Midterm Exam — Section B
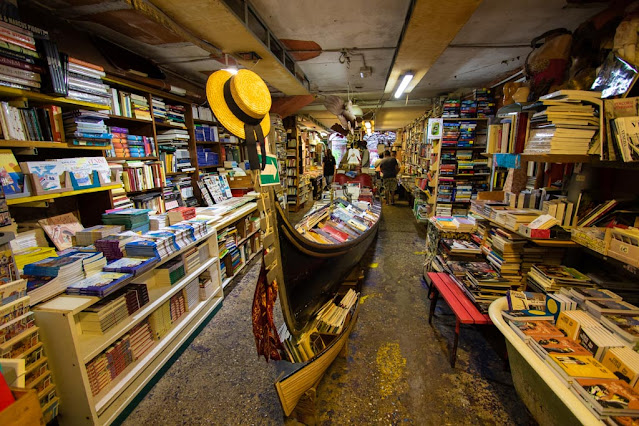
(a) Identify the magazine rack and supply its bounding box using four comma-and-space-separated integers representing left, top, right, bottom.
24, 170, 122, 196
69, 169, 122, 190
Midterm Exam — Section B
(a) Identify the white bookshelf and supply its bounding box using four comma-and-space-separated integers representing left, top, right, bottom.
34, 201, 264, 425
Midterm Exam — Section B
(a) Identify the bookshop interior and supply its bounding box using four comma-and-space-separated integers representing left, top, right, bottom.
6, 0, 639, 425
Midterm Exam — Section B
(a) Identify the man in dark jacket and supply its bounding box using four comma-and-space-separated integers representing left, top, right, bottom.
379, 150, 399, 205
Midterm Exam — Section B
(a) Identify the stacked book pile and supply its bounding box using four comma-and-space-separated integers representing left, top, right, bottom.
66, 58, 110, 106
86, 335, 135, 396
458, 122, 477, 147
126, 134, 155, 158
167, 206, 196, 224
521, 246, 564, 277
94, 233, 141, 260
148, 300, 172, 339
75, 225, 123, 246
156, 258, 186, 286
151, 97, 166, 123
194, 123, 218, 142
65, 271, 132, 297
63, 110, 112, 147
13, 247, 56, 273
454, 182, 473, 202
131, 94, 151, 121
527, 264, 593, 292
453, 263, 512, 312
70, 251, 107, 277
482, 226, 525, 286
460, 100, 477, 118
102, 208, 150, 232
108, 127, 130, 158
474, 88, 495, 117
440, 238, 482, 256
525, 95, 599, 155
503, 289, 639, 422
78, 296, 128, 335
103, 257, 157, 276
149, 213, 169, 230
442, 122, 460, 147
157, 129, 189, 145
169, 291, 187, 322
138, 230, 180, 257
0, 19, 43, 91
165, 104, 186, 127
22, 256, 85, 304
442, 99, 460, 118
315, 289, 359, 334
124, 283, 150, 314
121, 160, 166, 193
129, 320, 154, 360
130, 191, 163, 214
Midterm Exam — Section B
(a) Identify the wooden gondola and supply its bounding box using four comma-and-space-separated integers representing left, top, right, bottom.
268, 193, 381, 416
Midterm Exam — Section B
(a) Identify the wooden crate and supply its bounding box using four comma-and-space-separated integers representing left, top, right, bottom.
0, 388, 44, 426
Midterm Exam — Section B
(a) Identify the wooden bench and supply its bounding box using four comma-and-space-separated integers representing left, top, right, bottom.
426, 272, 492, 367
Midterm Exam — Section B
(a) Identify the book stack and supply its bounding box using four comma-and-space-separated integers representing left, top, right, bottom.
315, 289, 358, 334
139, 231, 180, 257
65, 271, 132, 297
0, 102, 64, 142
103, 257, 158, 275
483, 226, 525, 286
86, 335, 135, 396
184, 277, 200, 309
167, 224, 196, 248
474, 88, 495, 117
75, 225, 123, 246
131, 94, 151, 121
108, 127, 130, 158
442, 99, 460, 118
148, 300, 172, 340
521, 246, 563, 278
126, 134, 155, 158
63, 110, 112, 147
124, 283, 150, 315
13, 247, 56, 274
166, 104, 186, 127
121, 160, 166, 193
66, 58, 110, 106
151, 97, 166, 123
169, 291, 186, 322
0, 18, 48, 93
102, 208, 150, 232
78, 296, 128, 335
183, 247, 201, 273
130, 191, 164, 214
94, 233, 141, 260
192, 104, 215, 122
457, 122, 477, 147
156, 258, 185, 286
65, 251, 107, 277
167, 206, 196, 224
460, 100, 477, 118
442, 122, 460, 147
22, 256, 85, 304
527, 264, 593, 292
194, 123, 218, 142
172, 176, 198, 207
526, 97, 599, 155
129, 320, 154, 359
464, 268, 514, 308
157, 129, 189, 145
149, 214, 168, 230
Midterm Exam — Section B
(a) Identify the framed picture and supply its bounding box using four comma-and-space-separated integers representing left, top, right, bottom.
427, 118, 443, 139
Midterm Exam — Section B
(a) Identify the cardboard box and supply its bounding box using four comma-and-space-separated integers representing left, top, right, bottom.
226, 175, 253, 189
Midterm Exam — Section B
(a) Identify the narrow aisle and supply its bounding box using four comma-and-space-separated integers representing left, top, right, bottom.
122, 201, 535, 425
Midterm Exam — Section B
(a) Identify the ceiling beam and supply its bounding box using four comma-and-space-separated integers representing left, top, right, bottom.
149, 0, 310, 96
384, 0, 482, 95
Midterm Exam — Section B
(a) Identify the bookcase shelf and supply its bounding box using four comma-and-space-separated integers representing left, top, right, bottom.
79, 256, 220, 363
195, 141, 218, 145
106, 156, 159, 161
576, 242, 639, 279
193, 119, 217, 125
198, 164, 220, 170
0, 86, 110, 111
0, 140, 110, 150
154, 122, 187, 130
106, 115, 155, 125
221, 249, 262, 289
6, 184, 122, 205
481, 152, 594, 164
124, 186, 165, 195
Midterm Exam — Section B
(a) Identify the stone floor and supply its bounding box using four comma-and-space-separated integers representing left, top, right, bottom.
121, 199, 536, 425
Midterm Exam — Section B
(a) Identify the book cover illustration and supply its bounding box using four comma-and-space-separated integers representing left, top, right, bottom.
534, 265, 590, 282
24, 161, 63, 191
0, 149, 22, 195
550, 355, 617, 379
38, 213, 84, 251
533, 336, 592, 356
576, 378, 639, 413
602, 314, 639, 342
511, 320, 565, 338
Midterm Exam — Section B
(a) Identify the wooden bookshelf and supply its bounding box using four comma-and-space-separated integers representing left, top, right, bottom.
6, 184, 122, 205
198, 164, 220, 170
154, 122, 188, 130
124, 186, 165, 195
0, 86, 110, 111
0, 140, 110, 150
193, 118, 217, 125
106, 157, 159, 161
481, 152, 594, 163
106, 115, 155, 125
195, 141, 217, 145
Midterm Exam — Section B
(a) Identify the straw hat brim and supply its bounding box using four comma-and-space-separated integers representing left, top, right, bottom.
206, 71, 270, 140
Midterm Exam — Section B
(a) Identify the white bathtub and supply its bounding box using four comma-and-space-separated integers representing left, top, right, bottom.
489, 297, 602, 426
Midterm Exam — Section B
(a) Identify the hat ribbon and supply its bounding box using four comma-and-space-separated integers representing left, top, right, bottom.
224, 79, 267, 171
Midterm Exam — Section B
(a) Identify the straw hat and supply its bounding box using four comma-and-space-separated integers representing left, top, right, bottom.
206, 69, 271, 140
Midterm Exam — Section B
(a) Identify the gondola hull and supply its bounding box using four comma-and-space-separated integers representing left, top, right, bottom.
274, 200, 380, 335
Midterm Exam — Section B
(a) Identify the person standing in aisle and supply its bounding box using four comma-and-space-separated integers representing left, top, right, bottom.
360, 141, 371, 174
347, 143, 361, 172
380, 149, 400, 205
374, 151, 384, 198
323, 148, 336, 189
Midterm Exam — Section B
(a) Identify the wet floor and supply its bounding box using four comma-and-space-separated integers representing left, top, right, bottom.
121, 200, 536, 425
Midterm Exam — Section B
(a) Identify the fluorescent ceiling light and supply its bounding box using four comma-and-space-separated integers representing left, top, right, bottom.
394, 73, 414, 99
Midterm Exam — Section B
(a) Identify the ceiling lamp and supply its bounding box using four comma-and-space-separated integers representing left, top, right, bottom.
364, 121, 372, 129
394, 72, 414, 99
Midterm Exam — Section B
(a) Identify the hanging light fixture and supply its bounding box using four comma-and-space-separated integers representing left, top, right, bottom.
223, 53, 238, 74
394, 72, 414, 99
